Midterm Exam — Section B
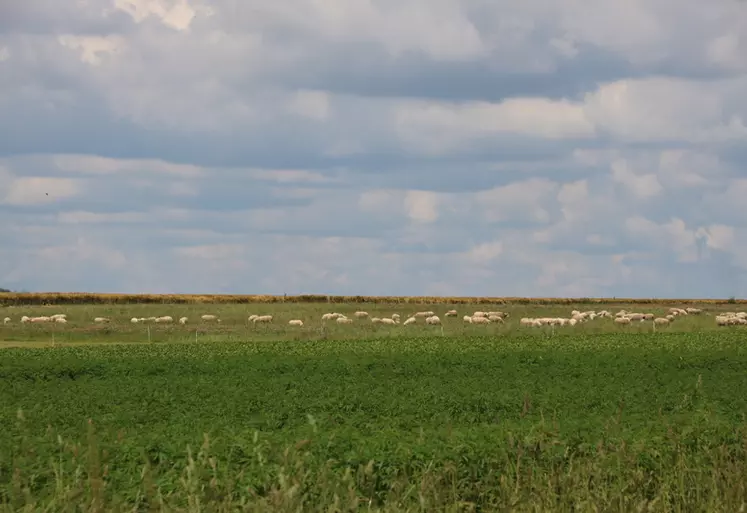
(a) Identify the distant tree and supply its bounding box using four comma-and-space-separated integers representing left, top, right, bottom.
0, 287, 10, 293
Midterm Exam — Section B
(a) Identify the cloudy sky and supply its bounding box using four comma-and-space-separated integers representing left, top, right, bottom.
1, 0, 746, 297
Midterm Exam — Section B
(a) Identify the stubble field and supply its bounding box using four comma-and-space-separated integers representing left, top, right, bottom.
1, 298, 746, 511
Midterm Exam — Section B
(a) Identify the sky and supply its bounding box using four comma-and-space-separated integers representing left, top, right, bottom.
1, 0, 746, 297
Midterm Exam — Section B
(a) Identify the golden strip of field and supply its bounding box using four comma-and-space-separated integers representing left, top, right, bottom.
0, 292, 744, 306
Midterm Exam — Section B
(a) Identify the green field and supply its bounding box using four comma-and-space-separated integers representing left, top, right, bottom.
1, 303, 747, 511
0, 302, 739, 347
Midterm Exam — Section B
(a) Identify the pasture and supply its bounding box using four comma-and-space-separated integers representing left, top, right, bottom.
0, 300, 741, 347
1, 298, 747, 511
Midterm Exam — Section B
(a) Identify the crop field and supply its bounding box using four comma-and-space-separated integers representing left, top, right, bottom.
1, 298, 747, 511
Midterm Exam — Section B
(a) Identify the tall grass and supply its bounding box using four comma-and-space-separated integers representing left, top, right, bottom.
3, 409, 746, 512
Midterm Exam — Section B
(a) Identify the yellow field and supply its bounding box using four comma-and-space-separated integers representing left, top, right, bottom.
0, 291, 745, 306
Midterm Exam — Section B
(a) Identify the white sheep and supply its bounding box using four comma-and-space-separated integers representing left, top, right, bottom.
336, 317, 353, 324
31, 316, 52, 323
472, 311, 487, 318
21, 316, 30, 323
391, 313, 401, 322
380, 318, 397, 325
155, 316, 173, 324
322, 313, 344, 321
654, 317, 670, 325
425, 315, 441, 325
50, 314, 67, 321
3, 317, 10, 324
288, 319, 303, 327
93, 317, 110, 323
403, 317, 417, 326
54, 317, 67, 324
253, 315, 273, 324
248, 314, 259, 322
201, 314, 218, 322
487, 315, 504, 323
471, 316, 490, 325
178, 317, 188, 325
615, 317, 631, 325
463, 315, 473, 324
131, 317, 140, 324
444, 310, 457, 317
354, 311, 369, 319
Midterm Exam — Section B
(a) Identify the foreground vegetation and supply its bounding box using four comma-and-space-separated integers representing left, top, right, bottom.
1, 330, 746, 511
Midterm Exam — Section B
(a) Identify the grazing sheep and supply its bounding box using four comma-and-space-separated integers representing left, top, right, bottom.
380, 318, 397, 325
414, 311, 433, 318
354, 311, 369, 319
686, 307, 702, 315
472, 311, 487, 318
178, 317, 188, 325
31, 316, 52, 323
50, 314, 67, 321
322, 313, 344, 321
615, 317, 631, 325
248, 315, 259, 322
403, 317, 417, 326
54, 317, 67, 324
463, 315, 473, 323
643, 313, 654, 320
444, 310, 457, 317
93, 317, 110, 323
471, 316, 490, 325
3, 317, 10, 324
666, 314, 675, 321
487, 315, 504, 323
288, 319, 303, 327
336, 317, 353, 324
21, 316, 30, 323
425, 315, 441, 325
568, 318, 578, 326
201, 314, 218, 322
155, 316, 173, 324
253, 315, 273, 324
654, 317, 670, 325
371, 317, 382, 324
391, 313, 401, 322
131, 317, 140, 323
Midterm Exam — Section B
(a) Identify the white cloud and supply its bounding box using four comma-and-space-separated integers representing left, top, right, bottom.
2, 177, 81, 206
58, 35, 126, 66
611, 159, 663, 199
287, 90, 330, 121
404, 190, 439, 224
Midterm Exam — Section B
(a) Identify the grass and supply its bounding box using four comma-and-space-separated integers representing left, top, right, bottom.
0, 301, 741, 347
1, 302, 746, 510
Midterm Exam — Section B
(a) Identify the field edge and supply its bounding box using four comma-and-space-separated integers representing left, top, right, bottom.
1, 292, 745, 306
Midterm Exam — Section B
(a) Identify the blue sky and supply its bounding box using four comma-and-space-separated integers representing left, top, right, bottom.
1, 0, 746, 297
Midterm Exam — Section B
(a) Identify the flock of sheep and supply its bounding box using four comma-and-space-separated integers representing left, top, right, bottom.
4, 306, 747, 330
518, 307, 704, 328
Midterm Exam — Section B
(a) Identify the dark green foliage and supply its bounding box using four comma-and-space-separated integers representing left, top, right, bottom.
1, 333, 746, 510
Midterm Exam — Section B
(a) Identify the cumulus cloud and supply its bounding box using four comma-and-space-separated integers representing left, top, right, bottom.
1, 0, 747, 297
